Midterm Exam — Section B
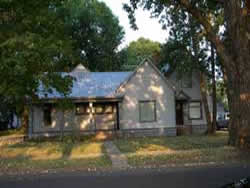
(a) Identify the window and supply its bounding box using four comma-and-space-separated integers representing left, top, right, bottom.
139, 101, 156, 122
95, 105, 104, 114
189, 101, 202, 120
44, 105, 52, 127
180, 74, 192, 88
94, 103, 113, 114
104, 105, 113, 113
75, 103, 89, 115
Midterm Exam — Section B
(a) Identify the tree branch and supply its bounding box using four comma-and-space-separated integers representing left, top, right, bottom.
178, 0, 233, 73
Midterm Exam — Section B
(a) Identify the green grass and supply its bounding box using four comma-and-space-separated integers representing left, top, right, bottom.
0, 137, 111, 173
114, 131, 250, 166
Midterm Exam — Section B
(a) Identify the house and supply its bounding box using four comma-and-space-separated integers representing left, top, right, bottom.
29, 60, 176, 138
207, 95, 227, 121
163, 67, 208, 134
28, 59, 207, 138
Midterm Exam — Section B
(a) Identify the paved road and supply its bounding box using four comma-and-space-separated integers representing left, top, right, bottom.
1, 165, 250, 188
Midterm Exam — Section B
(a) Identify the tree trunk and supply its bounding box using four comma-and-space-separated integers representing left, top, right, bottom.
60, 110, 65, 142
227, 69, 250, 148
21, 106, 29, 134
211, 44, 217, 134
199, 72, 213, 134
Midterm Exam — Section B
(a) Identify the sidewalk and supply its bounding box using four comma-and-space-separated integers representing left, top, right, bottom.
104, 141, 129, 169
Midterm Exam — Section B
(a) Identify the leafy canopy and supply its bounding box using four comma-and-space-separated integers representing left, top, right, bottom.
63, 0, 125, 71
120, 37, 162, 70
0, 0, 74, 109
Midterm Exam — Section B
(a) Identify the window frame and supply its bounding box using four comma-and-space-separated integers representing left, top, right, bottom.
188, 101, 203, 120
139, 100, 157, 123
75, 103, 90, 115
94, 103, 114, 114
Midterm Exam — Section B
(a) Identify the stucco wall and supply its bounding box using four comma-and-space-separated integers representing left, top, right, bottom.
118, 61, 176, 130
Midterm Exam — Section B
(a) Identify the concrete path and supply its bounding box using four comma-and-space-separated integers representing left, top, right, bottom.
104, 141, 129, 169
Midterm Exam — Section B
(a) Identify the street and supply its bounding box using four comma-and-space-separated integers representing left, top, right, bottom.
1, 164, 250, 188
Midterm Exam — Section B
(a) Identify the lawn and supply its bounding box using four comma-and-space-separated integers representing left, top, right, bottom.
0, 127, 26, 137
0, 137, 111, 174
114, 131, 250, 167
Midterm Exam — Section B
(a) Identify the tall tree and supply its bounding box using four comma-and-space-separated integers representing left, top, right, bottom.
62, 0, 125, 71
120, 37, 162, 70
124, 0, 250, 148
0, 0, 74, 128
211, 43, 217, 133
160, 11, 214, 134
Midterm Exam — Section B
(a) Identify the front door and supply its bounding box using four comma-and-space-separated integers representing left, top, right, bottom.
176, 101, 184, 125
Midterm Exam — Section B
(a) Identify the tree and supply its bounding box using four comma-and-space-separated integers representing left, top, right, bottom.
0, 0, 74, 129
62, 0, 125, 71
159, 10, 214, 134
120, 37, 162, 71
124, 0, 250, 148
0, 96, 15, 130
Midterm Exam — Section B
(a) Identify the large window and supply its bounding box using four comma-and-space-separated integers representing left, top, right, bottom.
189, 101, 202, 120
43, 105, 52, 127
139, 100, 156, 122
94, 103, 114, 114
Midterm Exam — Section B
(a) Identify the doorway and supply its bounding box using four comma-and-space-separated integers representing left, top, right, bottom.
176, 101, 184, 125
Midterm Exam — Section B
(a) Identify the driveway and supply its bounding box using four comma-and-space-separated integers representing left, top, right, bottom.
1, 164, 250, 188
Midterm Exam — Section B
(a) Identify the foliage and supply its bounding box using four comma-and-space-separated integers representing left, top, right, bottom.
124, 0, 250, 148
62, 0, 125, 71
0, 0, 74, 110
120, 37, 162, 71
0, 96, 15, 130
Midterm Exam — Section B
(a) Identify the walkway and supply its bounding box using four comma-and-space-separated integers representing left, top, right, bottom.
104, 141, 129, 169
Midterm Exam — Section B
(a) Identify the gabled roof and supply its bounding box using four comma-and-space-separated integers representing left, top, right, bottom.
38, 59, 175, 100
115, 59, 176, 93
39, 71, 132, 99
72, 64, 89, 72
175, 90, 191, 100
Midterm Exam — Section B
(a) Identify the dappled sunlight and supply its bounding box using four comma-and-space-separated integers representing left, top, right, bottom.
240, 93, 250, 101
27, 147, 62, 160
78, 116, 92, 130
136, 144, 175, 154
70, 143, 103, 159
51, 120, 57, 128
149, 85, 164, 95
125, 96, 136, 109
0, 143, 62, 160
137, 67, 145, 73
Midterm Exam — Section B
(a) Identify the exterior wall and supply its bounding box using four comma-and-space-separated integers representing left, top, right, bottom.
118, 61, 176, 132
168, 71, 207, 130
30, 104, 117, 137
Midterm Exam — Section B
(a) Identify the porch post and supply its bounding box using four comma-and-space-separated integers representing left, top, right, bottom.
116, 102, 120, 130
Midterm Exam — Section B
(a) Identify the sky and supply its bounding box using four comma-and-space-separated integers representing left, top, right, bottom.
100, 0, 169, 47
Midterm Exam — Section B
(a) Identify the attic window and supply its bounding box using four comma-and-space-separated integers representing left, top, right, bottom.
180, 74, 192, 88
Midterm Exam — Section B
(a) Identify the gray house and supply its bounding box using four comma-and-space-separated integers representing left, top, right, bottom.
163, 68, 208, 134
29, 60, 207, 138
